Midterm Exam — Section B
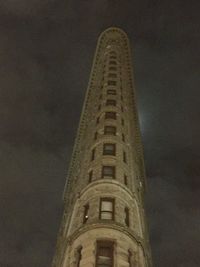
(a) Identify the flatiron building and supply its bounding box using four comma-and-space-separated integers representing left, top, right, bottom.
52, 27, 152, 267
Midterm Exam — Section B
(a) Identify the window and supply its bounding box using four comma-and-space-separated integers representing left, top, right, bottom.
94, 132, 98, 140
124, 174, 128, 185
125, 207, 130, 226
121, 105, 124, 112
91, 148, 95, 161
128, 249, 133, 267
123, 151, 127, 163
108, 80, 117, 86
109, 66, 117, 71
83, 204, 89, 224
89, 170, 93, 183
96, 116, 100, 124
121, 95, 123, 101
96, 241, 113, 267
76, 246, 82, 267
103, 143, 116, 156
98, 104, 101, 111
100, 198, 115, 220
121, 118, 124, 126
104, 126, 116, 135
106, 99, 116, 106
107, 89, 116, 95
102, 166, 115, 178
105, 112, 116, 120
110, 51, 116, 55
108, 73, 117, 78
110, 55, 116, 59
122, 133, 125, 142
99, 94, 102, 99
109, 60, 117, 65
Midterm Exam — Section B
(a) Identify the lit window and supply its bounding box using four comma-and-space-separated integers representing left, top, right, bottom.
102, 166, 115, 178
104, 126, 116, 135
125, 207, 130, 226
106, 99, 116, 106
105, 112, 116, 120
96, 241, 113, 267
103, 143, 116, 156
83, 204, 89, 224
100, 198, 114, 220
107, 89, 116, 95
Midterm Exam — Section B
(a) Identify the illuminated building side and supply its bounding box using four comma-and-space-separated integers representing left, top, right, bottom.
52, 27, 152, 267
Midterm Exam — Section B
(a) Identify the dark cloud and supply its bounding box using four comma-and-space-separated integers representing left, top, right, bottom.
0, 1, 199, 266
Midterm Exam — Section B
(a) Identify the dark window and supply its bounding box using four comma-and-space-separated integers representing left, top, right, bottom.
110, 51, 116, 55
103, 143, 116, 156
108, 80, 117, 86
109, 66, 117, 71
105, 112, 116, 120
123, 151, 127, 163
106, 99, 116, 106
121, 118, 124, 126
121, 106, 124, 112
99, 94, 102, 99
122, 133, 125, 142
83, 204, 89, 224
100, 198, 115, 220
110, 55, 116, 59
108, 73, 117, 78
125, 207, 130, 226
96, 116, 100, 124
128, 249, 133, 267
96, 241, 113, 267
94, 132, 98, 140
102, 166, 115, 178
98, 104, 101, 111
91, 148, 95, 161
109, 60, 117, 65
104, 126, 116, 135
124, 175, 128, 185
76, 246, 82, 267
121, 95, 123, 101
107, 89, 116, 95
89, 170, 93, 183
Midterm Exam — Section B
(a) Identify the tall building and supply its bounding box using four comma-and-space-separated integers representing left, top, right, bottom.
52, 27, 152, 267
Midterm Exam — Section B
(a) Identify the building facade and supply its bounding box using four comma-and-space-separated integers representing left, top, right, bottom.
52, 27, 152, 267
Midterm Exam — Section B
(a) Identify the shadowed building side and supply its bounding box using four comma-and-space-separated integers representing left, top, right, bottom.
52, 27, 152, 267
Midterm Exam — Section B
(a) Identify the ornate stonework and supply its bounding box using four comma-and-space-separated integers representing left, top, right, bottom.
52, 27, 152, 267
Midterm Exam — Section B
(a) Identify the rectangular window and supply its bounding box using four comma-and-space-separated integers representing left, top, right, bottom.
100, 198, 115, 220
122, 133, 125, 142
121, 118, 124, 126
96, 116, 100, 124
105, 112, 116, 120
96, 241, 113, 267
123, 151, 127, 163
124, 174, 128, 185
104, 126, 116, 135
121, 95, 123, 101
106, 99, 116, 106
83, 204, 89, 224
109, 66, 117, 71
109, 60, 117, 65
98, 104, 101, 111
94, 132, 98, 140
121, 105, 124, 112
125, 207, 130, 226
76, 246, 82, 267
91, 148, 95, 161
110, 55, 116, 59
108, 73, 117, 78
110, 51, 116, 55
89, 170, 93, 183
103, 143, 116, 156
108, 80, 117, 86
107, 89, 116, 95
102, 166, 115, 178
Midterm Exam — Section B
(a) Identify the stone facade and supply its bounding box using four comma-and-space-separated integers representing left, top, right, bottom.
52, 27, 152, 267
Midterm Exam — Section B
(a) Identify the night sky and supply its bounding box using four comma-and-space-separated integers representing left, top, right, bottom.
0, 1, 199, 266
